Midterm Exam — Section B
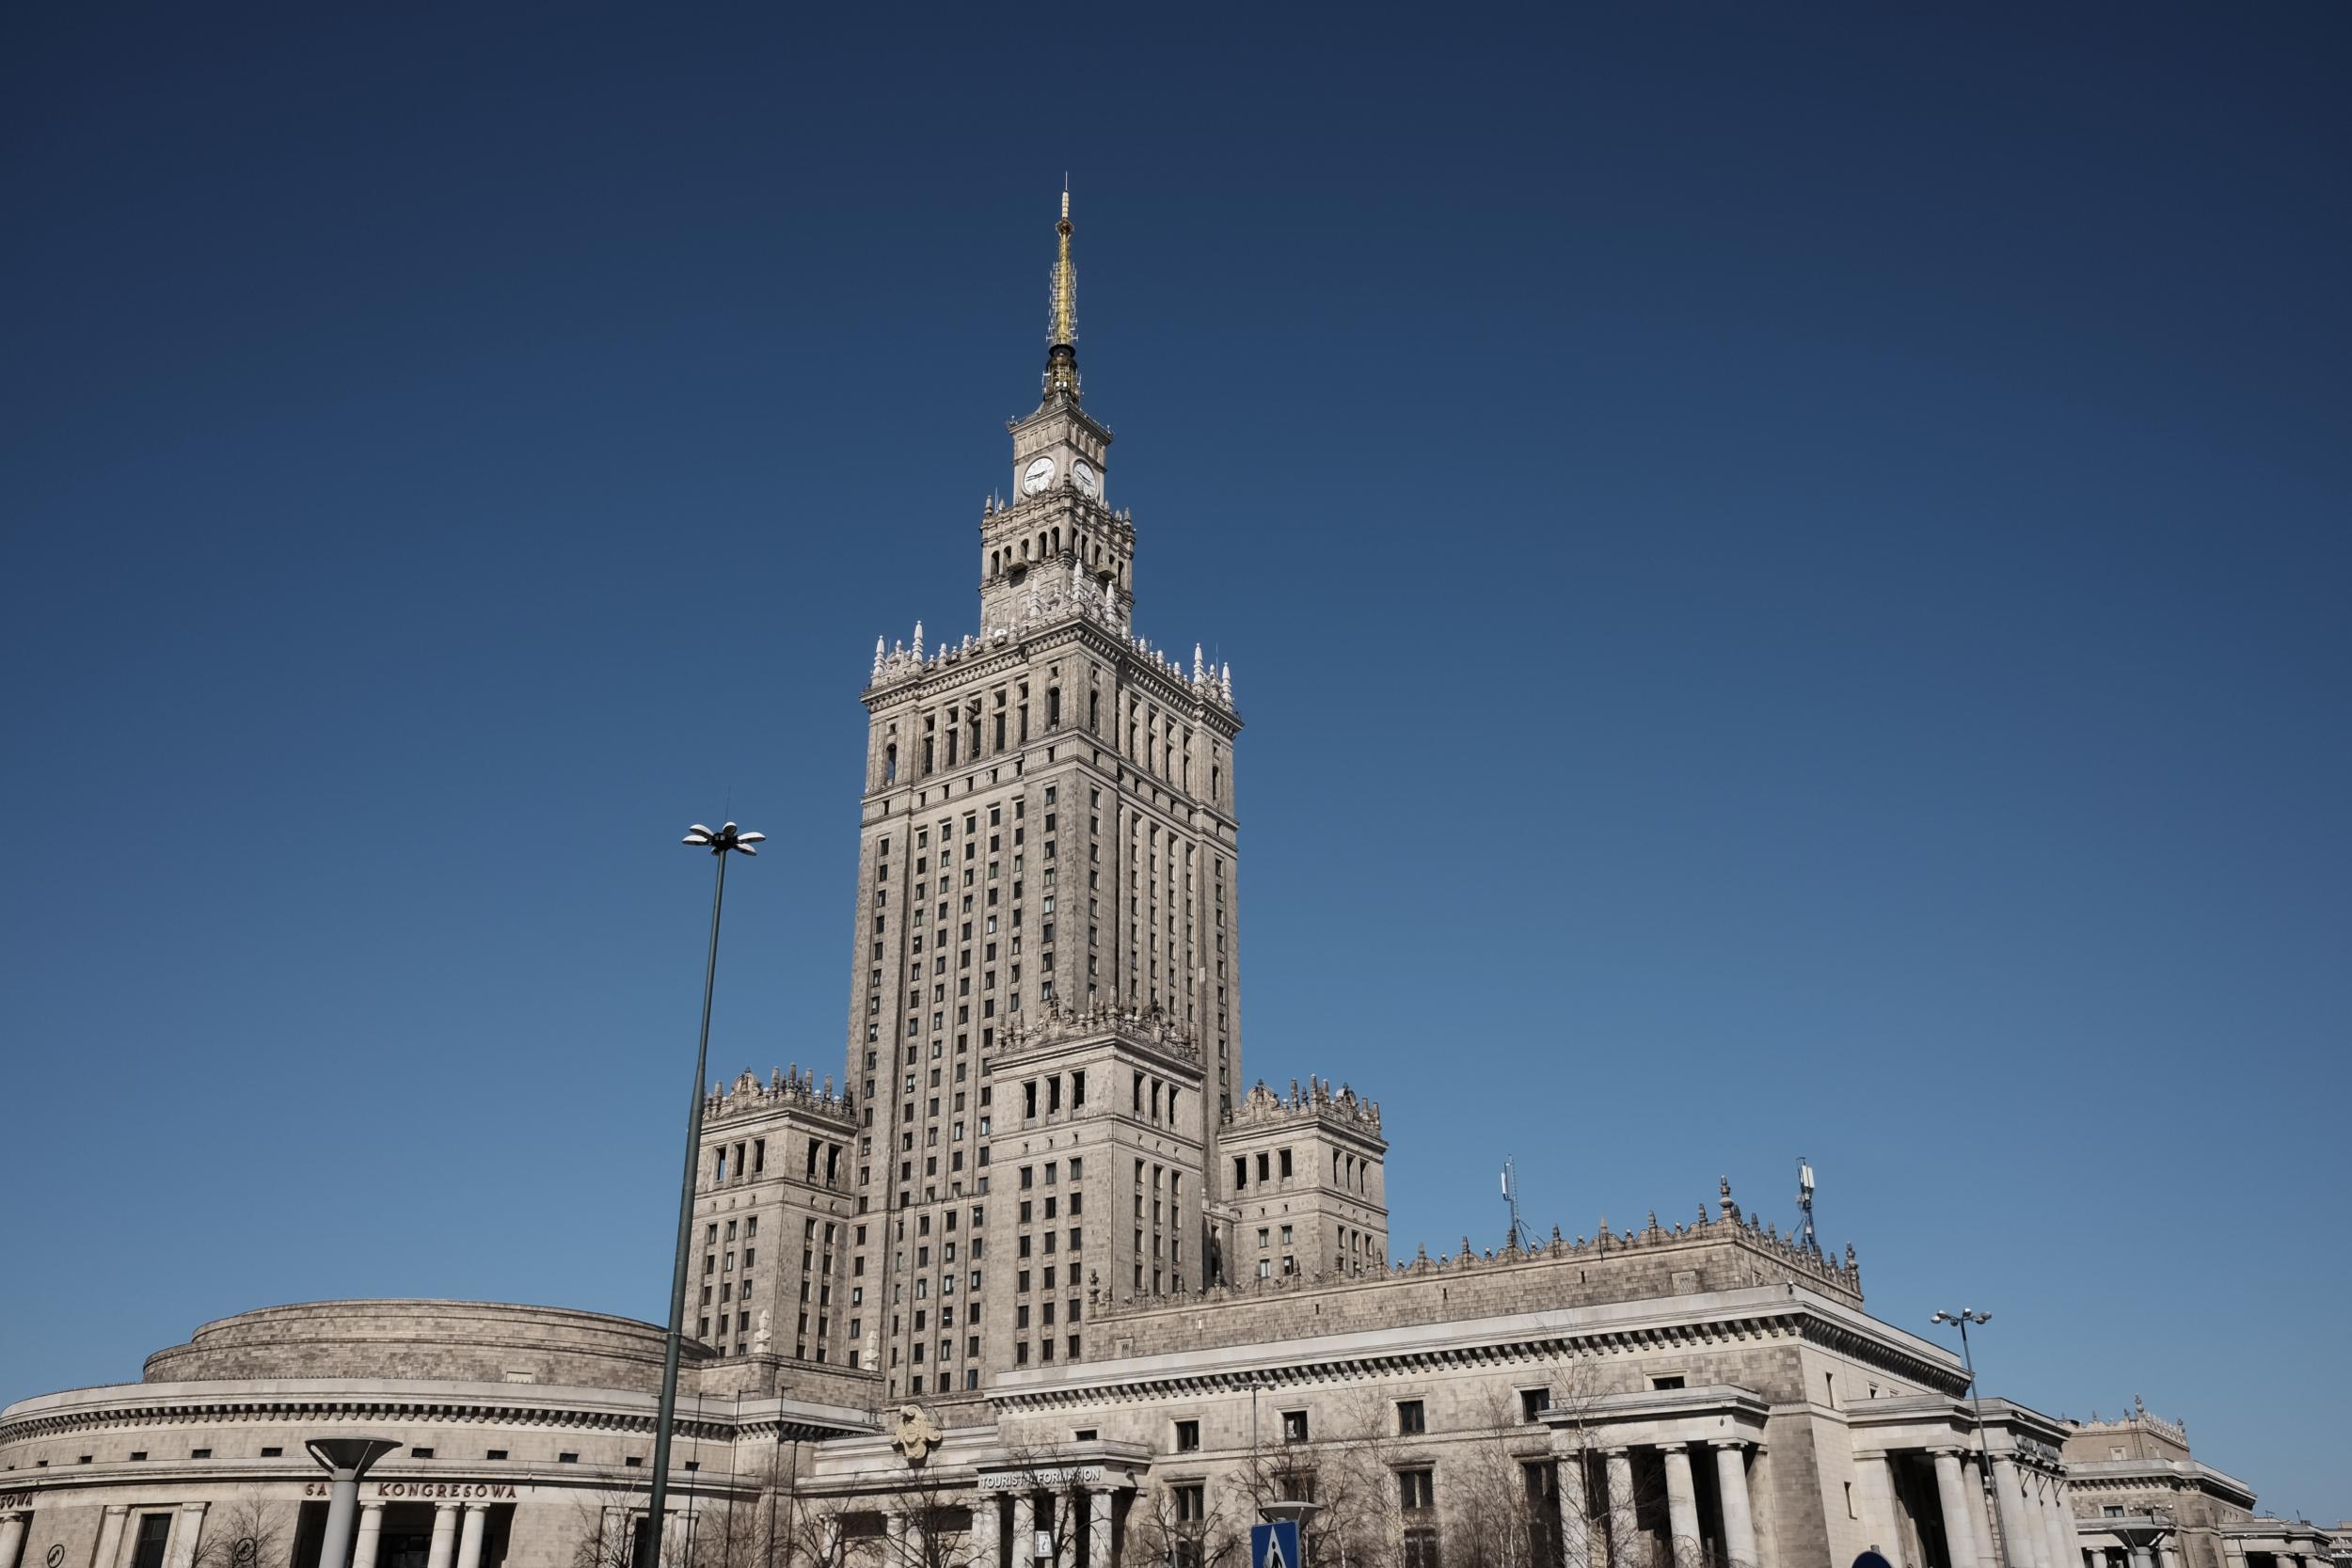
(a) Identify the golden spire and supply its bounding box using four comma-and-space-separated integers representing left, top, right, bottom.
1044, 179, 1080, 402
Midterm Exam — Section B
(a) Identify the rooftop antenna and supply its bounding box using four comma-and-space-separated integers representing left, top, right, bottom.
1502, 1157, 1534, 1251
1795, 1156, 1820, 1256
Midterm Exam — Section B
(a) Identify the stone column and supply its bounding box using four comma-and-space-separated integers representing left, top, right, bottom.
2156, 1543, 2180, 1568
1713, 1445, 1758, 1568
986, 1497, 1009, 1568
424, 1505, 461, 1568
1993, 1459, 2042, 1568
453, 1506, 488, 1568
1085, 1488, 1112, 1568
0, 1513, 30, 1568
1933, 1449, 1982, 1568
352, 1505, 386, 1568
2041, 1484, 2074, 1568
597, 1509, 627, 1568
1967, 1462, 1998, 1568
2218, 1542, 2246, 1568
1660, 1446, 1701, 1568
1014, 1494, 1037, 1565
92, 1506, 131, 1568
1605, 1451, 1637, 1568
1558, 1453, 1594, 1568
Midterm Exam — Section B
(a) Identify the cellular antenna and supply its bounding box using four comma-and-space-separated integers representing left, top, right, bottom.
1502, 1157, 1534, 1251
1795, 1156, 1820, 1256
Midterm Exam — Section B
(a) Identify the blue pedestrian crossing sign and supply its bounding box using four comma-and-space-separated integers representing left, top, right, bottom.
1250, 1522, 1301, 1568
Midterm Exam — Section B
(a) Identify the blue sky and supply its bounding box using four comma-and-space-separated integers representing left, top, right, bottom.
4, 3, 2346, 1519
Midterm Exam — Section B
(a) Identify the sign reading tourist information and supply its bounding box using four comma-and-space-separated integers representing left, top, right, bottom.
1251, 1522, 1301, 1568
977, 1466, 1103, 1490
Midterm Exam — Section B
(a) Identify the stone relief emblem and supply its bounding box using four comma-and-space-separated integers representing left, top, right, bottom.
892, 1403, 943, 1463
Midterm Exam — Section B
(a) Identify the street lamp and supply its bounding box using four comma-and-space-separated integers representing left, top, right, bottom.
305, 1437, 402, 1568
647, 822, 765, 1568
1931, 1308, 2001, 1568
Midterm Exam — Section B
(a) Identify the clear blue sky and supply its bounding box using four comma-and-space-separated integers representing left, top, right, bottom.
5, 3, 2346, 1520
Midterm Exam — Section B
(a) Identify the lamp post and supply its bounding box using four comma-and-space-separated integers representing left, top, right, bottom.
305, 1437, 402, 1568
647, 821, 765, 1568
1931, 1307, 2002, 1568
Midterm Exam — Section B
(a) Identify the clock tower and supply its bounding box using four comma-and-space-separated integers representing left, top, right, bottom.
982, 186, 1131, 636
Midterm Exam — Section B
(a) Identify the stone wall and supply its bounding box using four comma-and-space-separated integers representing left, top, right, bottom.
1093, 1218, 1863, 1362
140, 1301, 699, 1393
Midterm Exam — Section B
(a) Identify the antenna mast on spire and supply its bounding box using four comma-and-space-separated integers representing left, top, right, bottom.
1502, 1157, 1533, 1251
1794, 1156, 1820, 1256
1043, 182, 1080, 403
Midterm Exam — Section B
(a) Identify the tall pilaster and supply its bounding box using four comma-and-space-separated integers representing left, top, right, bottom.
92, 1507, 130, 1568
0, 1513, 30, 1568
1856, 1453, 1903, 1556
162, 1504, 208, 1568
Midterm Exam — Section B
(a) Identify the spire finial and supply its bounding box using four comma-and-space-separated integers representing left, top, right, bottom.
1045, 182, 1080, 401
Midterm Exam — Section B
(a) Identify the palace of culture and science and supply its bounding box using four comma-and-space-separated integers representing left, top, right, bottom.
1, 194, 2339, 1568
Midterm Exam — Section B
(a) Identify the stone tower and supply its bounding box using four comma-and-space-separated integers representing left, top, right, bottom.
845, 190, 1244, 1399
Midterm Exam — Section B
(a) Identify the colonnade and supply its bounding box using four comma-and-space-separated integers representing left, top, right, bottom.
353, 1501, 492, 1568
1560, 1439, 1770, 1568
977, 1484, 1117, 1568
1855, 1447, 2076, 1568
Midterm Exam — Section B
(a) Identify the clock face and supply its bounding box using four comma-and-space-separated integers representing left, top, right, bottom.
1022, 455, 1056, 495
1073, 460, 1099, 499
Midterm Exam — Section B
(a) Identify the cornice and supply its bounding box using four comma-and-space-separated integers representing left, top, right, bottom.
1, 1380, 867, 1450
988, 1289, 1963, 1414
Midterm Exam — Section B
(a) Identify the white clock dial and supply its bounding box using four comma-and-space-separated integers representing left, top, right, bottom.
1073, 460, 1099, 499
1022, 455, 1056, 495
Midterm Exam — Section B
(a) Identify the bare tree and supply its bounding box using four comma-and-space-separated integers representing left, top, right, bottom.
1125, 1477, 1248, 1568
1435, 1397, 1561, 1568
190, 1494, 294, 1568
1544, 1363, 1672, 1568
1230, 1389, 1402, 1568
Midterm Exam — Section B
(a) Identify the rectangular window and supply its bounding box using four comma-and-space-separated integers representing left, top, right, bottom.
1173, 1419, 1200, 1452
1281, 1409, 1309, 1444
1520, 1387, 1553, 1421
1400, 1468, 1436, 1512
131, 1517, 173, 1568
1397, 1399, 1426, 1435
